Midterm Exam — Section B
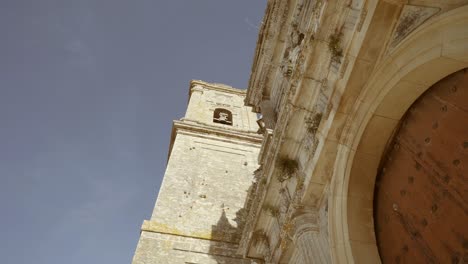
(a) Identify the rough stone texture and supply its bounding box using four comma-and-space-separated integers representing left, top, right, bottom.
132, 81, 262, 264
133, 231, 253, 264
149, 132, 260, 241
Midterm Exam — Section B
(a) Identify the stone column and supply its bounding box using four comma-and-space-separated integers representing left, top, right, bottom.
291, 209, 331, 264
185, 84, 204, 120
295, 231, 331, 264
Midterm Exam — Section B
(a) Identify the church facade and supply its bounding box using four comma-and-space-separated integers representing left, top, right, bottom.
134, 1, 468, 263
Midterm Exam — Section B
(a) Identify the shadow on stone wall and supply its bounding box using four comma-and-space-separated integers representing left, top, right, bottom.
207, 207, 248, 263
208, 182, 256, 264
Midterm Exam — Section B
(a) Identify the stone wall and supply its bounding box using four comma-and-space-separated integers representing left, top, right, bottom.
133, 231, 253, 264
149, 132, 261, 242
132, 81, 262, 264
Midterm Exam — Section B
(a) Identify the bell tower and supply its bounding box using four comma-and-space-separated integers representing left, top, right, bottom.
132, 80, 262, 264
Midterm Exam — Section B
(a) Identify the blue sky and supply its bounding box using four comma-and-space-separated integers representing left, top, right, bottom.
0, 1, 266, 263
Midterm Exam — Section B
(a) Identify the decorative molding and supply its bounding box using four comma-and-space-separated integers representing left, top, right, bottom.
357, 8, 367, 32
173, 120, 262, 144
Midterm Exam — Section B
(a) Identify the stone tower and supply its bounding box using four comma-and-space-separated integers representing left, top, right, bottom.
132, 80, 262, 264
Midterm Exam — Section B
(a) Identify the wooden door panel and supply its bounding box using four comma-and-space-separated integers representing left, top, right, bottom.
374, 69, 468, 264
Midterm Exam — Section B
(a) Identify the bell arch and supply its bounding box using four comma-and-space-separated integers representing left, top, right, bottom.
213, 108, 233, 125
329, 5, 468, 263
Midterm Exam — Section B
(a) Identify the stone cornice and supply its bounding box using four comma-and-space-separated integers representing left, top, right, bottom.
141, 220, 241, 244
245, 0, 272, 108
175, 119, 262, 142
167, 119, 263, 161
245, 0, 291, 110
189, 80, 247, 98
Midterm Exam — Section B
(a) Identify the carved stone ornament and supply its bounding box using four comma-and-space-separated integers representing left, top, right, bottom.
389, 4, 440, 50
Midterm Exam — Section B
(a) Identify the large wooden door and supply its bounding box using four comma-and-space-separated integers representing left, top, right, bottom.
374, 69, 468, 263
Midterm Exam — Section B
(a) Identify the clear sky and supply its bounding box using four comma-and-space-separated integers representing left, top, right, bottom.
0, 1, 266, 263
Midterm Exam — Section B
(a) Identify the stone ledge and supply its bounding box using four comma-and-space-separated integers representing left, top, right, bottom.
190, 80, 248, 96
141, 220, 241, 244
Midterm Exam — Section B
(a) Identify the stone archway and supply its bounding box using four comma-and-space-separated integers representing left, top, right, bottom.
329, 5, 468, 264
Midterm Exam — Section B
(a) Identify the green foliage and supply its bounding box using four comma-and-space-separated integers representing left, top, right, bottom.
263, 204, 280, 217
328, 31, 343, 63
305, 112, 323, 135
276, 157, 299, 182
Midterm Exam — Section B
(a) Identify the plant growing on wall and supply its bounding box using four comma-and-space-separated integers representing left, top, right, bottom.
305, 112, 323, 135
252, 229, 266, 239
328, 31, 343, 63
263, 204, 280, 218
281, 220, 295, 240
276, 157, 299, 182
252, 229, 269, 248
280, 238, 291, 251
